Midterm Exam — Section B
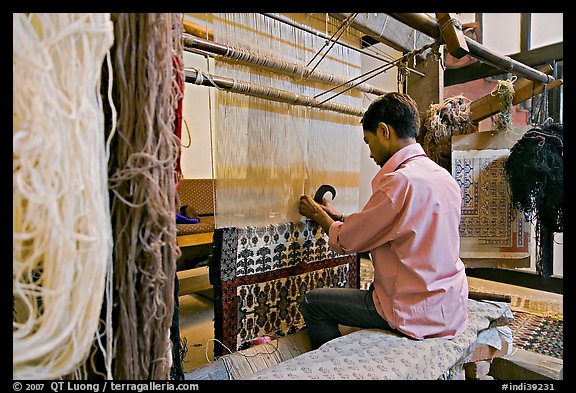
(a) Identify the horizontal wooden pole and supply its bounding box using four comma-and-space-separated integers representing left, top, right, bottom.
184, 68, 366, 117
465, 268, 563, 294
183, 18, 213, 40
388, 13, 555, 84
470, 78, 563, 123
182, 33, 386, 96
469, 64, 557, 123
469, 290, 511, 303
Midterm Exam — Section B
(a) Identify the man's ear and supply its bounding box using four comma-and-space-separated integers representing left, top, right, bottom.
377, 122, 390, 139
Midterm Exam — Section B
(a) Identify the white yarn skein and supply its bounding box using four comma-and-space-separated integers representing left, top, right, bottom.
13, 13, 115, 380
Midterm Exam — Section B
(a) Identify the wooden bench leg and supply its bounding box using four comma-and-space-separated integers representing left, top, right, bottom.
465, 360, 494, 380
177, 266, 212, 296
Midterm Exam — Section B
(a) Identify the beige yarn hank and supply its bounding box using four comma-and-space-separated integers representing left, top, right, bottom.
420, 94, 477, 171
490, 76, 517, 133
105, 13, 182, 380
13, 13, 115, 380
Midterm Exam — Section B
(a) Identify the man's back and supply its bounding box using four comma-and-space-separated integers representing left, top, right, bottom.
330, 143, 469, 340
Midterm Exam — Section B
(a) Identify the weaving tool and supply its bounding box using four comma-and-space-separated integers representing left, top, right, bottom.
313, 184, 336, 204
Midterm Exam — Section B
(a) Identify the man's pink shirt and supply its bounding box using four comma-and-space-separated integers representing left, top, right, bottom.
328, 143, 469, 340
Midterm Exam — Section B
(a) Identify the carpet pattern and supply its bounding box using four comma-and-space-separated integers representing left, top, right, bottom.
510, 310, 563, 359
211, 221, 360, 357
452, 149, 530, 254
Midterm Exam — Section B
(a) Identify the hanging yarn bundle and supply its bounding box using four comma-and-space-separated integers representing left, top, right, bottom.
491, 76, 516, 133
504, 122, 563, 275
13, 13, 114, 379
100, 13, 183, 380
419, 94, 477, 171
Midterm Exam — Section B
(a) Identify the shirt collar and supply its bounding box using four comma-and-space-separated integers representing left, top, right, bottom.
372, 142, 426, 190
380, 142, 427, 175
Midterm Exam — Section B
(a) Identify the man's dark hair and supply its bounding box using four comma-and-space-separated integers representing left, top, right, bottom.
360, 92, 420, 139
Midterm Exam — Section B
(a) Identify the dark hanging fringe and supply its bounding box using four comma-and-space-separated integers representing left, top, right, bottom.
504, 122, 563, 276
169, 275, 186, 380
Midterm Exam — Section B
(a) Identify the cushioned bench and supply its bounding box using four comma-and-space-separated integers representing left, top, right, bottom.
176, 178, 215, 295
177, 178, 215, 247
186, 299, 514, 380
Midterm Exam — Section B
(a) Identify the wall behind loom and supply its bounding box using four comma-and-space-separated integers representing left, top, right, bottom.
180, 50, 215, 179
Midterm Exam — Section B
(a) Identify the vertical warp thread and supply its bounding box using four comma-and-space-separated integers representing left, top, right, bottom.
106, 13, 182, 380
212, 13, 363, 228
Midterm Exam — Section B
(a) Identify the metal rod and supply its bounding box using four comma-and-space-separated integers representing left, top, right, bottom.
316, 40, 438, 105
388, 13, 555, 84
316, 55, 401, 105
306, 13, 357, 73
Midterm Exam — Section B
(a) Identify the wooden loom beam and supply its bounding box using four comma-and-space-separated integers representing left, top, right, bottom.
470, 64, 563, 123
264, 13, 399, 66
182, 33, 386, 96
387, 13, 555, 85
184, 68, 365, 117
183, 18, 213, 40
435, 13, 469, 59
330, 13, 435, 53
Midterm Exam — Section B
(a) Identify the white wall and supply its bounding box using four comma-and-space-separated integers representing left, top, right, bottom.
459, 13, 563, 55
483, 13, 522, 55
180, 15, 216, 180
530, 13, 563, 49
180, 52, 215, 179
553, 233, 563, 276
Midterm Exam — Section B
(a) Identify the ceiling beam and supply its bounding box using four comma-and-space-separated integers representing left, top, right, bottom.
445, 42, 563, 86
388, 13, 554, 84
329, 13, 435, 53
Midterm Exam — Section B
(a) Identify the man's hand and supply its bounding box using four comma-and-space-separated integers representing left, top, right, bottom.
320, 197, 342, 221
298, 194, 322, 220
299, 195, 336, 233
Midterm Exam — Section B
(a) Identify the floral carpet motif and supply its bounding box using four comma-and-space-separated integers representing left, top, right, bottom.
510, 310, 563, 359
211, 221, 360, 356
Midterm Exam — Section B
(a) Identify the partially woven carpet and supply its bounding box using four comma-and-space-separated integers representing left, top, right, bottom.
211, 221, 360, 357
510, 310, 563, 359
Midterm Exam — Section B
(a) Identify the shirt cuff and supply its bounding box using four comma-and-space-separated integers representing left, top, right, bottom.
328, 221, 345, 254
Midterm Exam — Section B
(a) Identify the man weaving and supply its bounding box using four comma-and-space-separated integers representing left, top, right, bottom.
298, 92, 469, 349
